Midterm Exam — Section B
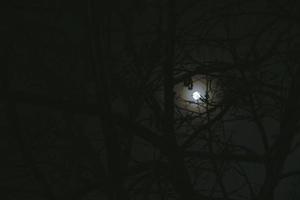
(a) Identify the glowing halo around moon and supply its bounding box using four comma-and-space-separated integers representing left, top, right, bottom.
174, 75, 219, 113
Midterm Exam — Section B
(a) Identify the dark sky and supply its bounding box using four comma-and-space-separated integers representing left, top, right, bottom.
1, 1, 300, 200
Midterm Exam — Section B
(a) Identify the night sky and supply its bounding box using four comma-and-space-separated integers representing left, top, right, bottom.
1, 0, 300, 200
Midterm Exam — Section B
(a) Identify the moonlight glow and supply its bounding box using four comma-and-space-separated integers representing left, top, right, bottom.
192, 91, 201, 101
174, 75, 220, 113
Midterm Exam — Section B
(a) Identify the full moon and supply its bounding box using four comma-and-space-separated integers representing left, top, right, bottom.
192, 91, 201, 101
174, 74, 220, 113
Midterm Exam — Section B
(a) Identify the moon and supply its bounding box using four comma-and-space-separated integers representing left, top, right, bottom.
192, 91, 201, 101
174, 75, 220, 113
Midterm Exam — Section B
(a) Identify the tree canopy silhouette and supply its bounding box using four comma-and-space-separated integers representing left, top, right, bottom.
2, 0, 300, 200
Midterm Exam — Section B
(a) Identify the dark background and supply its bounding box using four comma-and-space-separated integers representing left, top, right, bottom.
1, 0, 300, 200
